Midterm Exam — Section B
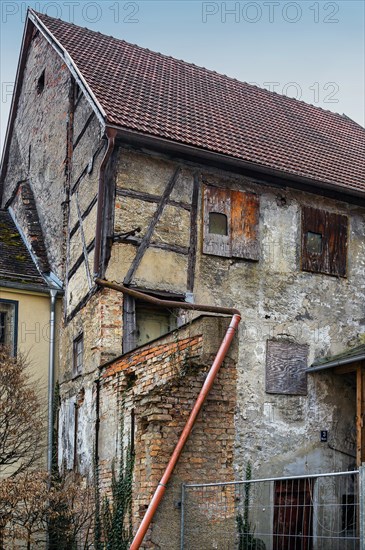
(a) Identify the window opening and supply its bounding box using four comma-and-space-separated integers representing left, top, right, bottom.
203, 185, 260, 260
37, 70, 45, 94
306, 232, 322, 254
301, 206, 348, 277
209, 212, 228, 236
0, 300, 18, 355
342, 494, 356, 535
73, 333, 83, 376
135, 303, 177, 348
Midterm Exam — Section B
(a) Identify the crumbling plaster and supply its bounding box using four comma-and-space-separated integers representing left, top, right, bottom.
1, 33, 71, 277
109, 147, 364, 479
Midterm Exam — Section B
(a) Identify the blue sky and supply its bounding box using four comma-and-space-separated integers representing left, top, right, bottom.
1, 1, 364, 151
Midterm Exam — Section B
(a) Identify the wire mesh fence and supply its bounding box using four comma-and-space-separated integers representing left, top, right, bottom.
181, 469, 363, 550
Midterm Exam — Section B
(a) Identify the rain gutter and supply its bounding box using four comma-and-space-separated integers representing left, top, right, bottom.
308, 354, 365, 373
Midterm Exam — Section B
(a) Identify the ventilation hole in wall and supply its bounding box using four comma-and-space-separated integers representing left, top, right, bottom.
209, 212, 228, 235
37, 70, 45, 94
125, 371, 137, 390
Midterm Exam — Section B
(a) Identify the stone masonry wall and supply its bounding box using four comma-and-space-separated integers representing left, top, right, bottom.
2, 30, 71, 277
98, 315, 237, 549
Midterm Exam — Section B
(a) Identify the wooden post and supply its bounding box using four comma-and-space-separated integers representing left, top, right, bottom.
356, 366, 365, 467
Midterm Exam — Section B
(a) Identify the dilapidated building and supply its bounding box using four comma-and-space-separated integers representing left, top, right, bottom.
1, 8, 365, 548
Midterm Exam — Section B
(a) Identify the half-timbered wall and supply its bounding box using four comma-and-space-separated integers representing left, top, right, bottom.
106, 145, 364, 480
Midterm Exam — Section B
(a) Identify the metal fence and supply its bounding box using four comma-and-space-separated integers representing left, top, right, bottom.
181, 468, 365, 550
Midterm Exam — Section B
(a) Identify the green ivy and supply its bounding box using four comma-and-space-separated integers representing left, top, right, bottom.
95, 396, 135, 549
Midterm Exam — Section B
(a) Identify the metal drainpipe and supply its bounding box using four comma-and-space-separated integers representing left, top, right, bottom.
95, 279, 240, 316
47, 289, 57, 475
95, 279, 241, 549
93, 127, 117, 278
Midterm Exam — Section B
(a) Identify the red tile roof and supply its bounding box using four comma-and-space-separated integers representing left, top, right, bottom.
35, 12, 365, 194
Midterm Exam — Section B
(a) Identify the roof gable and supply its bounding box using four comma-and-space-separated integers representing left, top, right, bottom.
2, 10, 365, 199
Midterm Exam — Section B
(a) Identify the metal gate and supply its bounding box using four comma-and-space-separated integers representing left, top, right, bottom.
181, 468, 365, 550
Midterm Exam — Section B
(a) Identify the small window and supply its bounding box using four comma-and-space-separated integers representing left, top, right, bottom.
266, 340, 308, 395
306, 231, 322, 254
74, 82, 81, 99
73, 333, 83, 376
123, 295, 179, 353
0, 300, 18, 356
135, 303, 177, 348
37, 70, 45, 94
302, 206, 348, 277
209, 212, 228, 236
203, 185, 259, 260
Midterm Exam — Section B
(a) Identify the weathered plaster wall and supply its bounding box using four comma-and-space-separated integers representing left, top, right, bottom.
110, 146, 364, 481
1, 32, 70, 277
65, 92, 103, 317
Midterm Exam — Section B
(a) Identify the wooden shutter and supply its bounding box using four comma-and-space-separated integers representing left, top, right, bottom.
231, 190, 260, 260
203, 186, 231, 257
203, 185, 260, 260
266, 340, 308, 395
301, 206, 348, 277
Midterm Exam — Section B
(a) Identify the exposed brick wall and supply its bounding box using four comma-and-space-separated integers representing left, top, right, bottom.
97, 315, 237, 549
2, 31, 71, 277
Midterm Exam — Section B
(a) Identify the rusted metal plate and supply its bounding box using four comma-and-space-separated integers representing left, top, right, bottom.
231, 190, 260, 260
266, 340, 308, 395
203, 185, 260, 260
203, 185, 231, 257
301, 206, 348, 277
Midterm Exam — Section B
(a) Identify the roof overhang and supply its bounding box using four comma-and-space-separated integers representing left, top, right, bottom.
308, 346, 365, 373
111, 125, 365, 206
1, 9, 365, 207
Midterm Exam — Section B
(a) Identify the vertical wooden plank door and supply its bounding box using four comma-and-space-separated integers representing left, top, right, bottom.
273, 478, 313, 550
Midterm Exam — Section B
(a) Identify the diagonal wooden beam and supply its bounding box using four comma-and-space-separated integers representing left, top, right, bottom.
123, 166, 181, 285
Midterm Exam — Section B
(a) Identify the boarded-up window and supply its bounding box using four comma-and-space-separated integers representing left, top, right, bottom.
266, 340, 308, 395
203, 185, 259, 260
301, 206, 348, 277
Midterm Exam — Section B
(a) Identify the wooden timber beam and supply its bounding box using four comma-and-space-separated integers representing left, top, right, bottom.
356, 363, 365, 467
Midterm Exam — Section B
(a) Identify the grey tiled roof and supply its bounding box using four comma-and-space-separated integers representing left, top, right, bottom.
0, 210, 48, 291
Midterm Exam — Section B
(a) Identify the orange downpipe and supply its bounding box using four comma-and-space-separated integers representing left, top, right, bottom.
129, 313, 241, 550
